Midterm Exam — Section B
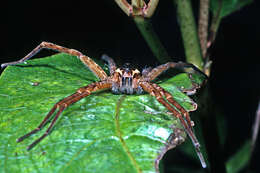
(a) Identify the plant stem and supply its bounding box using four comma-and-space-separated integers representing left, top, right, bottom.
198, 0, 209, 59
143, 0, 160, 18
173, 1, 228, 171
252, 101, 260, 153
133, 16, 171, 63
208, 12, 222, 48
115, 0, 132, 16
174, 0, 203, 70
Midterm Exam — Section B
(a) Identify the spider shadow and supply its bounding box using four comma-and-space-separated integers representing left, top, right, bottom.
15, 64, 97, 82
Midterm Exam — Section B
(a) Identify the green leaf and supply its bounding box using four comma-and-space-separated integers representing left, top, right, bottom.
210, 0, 253, 18
0, 53, 204, 173
226, 140, 251, 173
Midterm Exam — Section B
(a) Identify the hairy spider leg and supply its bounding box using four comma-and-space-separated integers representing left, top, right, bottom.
140, 82, 206, 168
151, 83, 195, 129
17, 81, 111, 150
151, 83, 207, 168
142, 61, 208, 82
16, 92, 84, 143
141, 67, 153, 76
101, 54, 117, 75
1, 41, 108, 80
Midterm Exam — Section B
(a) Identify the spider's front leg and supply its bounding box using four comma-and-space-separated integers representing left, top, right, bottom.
140, 81, 207, 168
1, 41, 108, 80
17, 81, 111, 150
142, 61, 208, 96
142, 61, 208, 82
151, 83, 195, 129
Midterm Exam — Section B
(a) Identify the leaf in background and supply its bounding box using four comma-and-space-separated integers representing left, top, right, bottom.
208, 0, 253, 48
226, 140, 251, 173
0, 53, 205, 173
210, 0, 253, 18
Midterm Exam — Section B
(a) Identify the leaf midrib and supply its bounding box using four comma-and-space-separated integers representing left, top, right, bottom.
115, 95, 142, 173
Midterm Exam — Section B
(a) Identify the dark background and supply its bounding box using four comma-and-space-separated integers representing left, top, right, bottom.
1, 0, 260, 172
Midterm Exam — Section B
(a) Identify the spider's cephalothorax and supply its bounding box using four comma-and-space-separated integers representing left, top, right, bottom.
1, 42, 207, 168
112, 63, 143, 95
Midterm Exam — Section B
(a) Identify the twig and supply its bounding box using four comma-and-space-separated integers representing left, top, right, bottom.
198, 0, 209, 59
134, 17, 171, 63
251, 101, 260, 153
114, 0, 133, 16
114, 0, 159, 17
143, 0, 160, 18
208, 0, 222, 49
115, 0, 171, 63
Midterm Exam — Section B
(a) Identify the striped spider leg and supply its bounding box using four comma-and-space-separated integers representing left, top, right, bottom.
1, 41, 108, 80
139, 62, 207, 168
2, 42, 112, 150
18, 81, 111, 150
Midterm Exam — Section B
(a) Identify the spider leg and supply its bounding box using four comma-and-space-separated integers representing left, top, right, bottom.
17, 81, 111, 150
101, 54, 117, 75
151, 83, 195, 129
140, 81, 206, 168
26, 106, 66, 151
141, 67, 153, 76
179, 74, 201, 95
16, 92, 84, 143
1, 42, 108, 80
142, 61, 208, 82
16, 105, 58, 143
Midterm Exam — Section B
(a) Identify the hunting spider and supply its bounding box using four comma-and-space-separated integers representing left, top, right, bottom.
1, 42, 207, 168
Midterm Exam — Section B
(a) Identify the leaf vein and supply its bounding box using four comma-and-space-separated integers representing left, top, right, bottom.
115, 95, 142, 173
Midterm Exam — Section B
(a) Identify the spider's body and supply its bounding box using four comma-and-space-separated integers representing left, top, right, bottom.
1, 42, 207, 168
112, 66, 143, 95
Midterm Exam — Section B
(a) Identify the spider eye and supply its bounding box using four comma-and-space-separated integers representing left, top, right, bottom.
115, 68, 123, 75
132, 69, 140, 76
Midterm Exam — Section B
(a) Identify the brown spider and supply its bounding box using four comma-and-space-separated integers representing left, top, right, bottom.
1, 42, 207, 168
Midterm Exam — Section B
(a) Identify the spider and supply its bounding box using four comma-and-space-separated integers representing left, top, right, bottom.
1, 42, 207, 168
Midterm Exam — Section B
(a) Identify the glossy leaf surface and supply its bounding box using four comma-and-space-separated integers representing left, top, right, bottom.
0, 53, 204, 173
